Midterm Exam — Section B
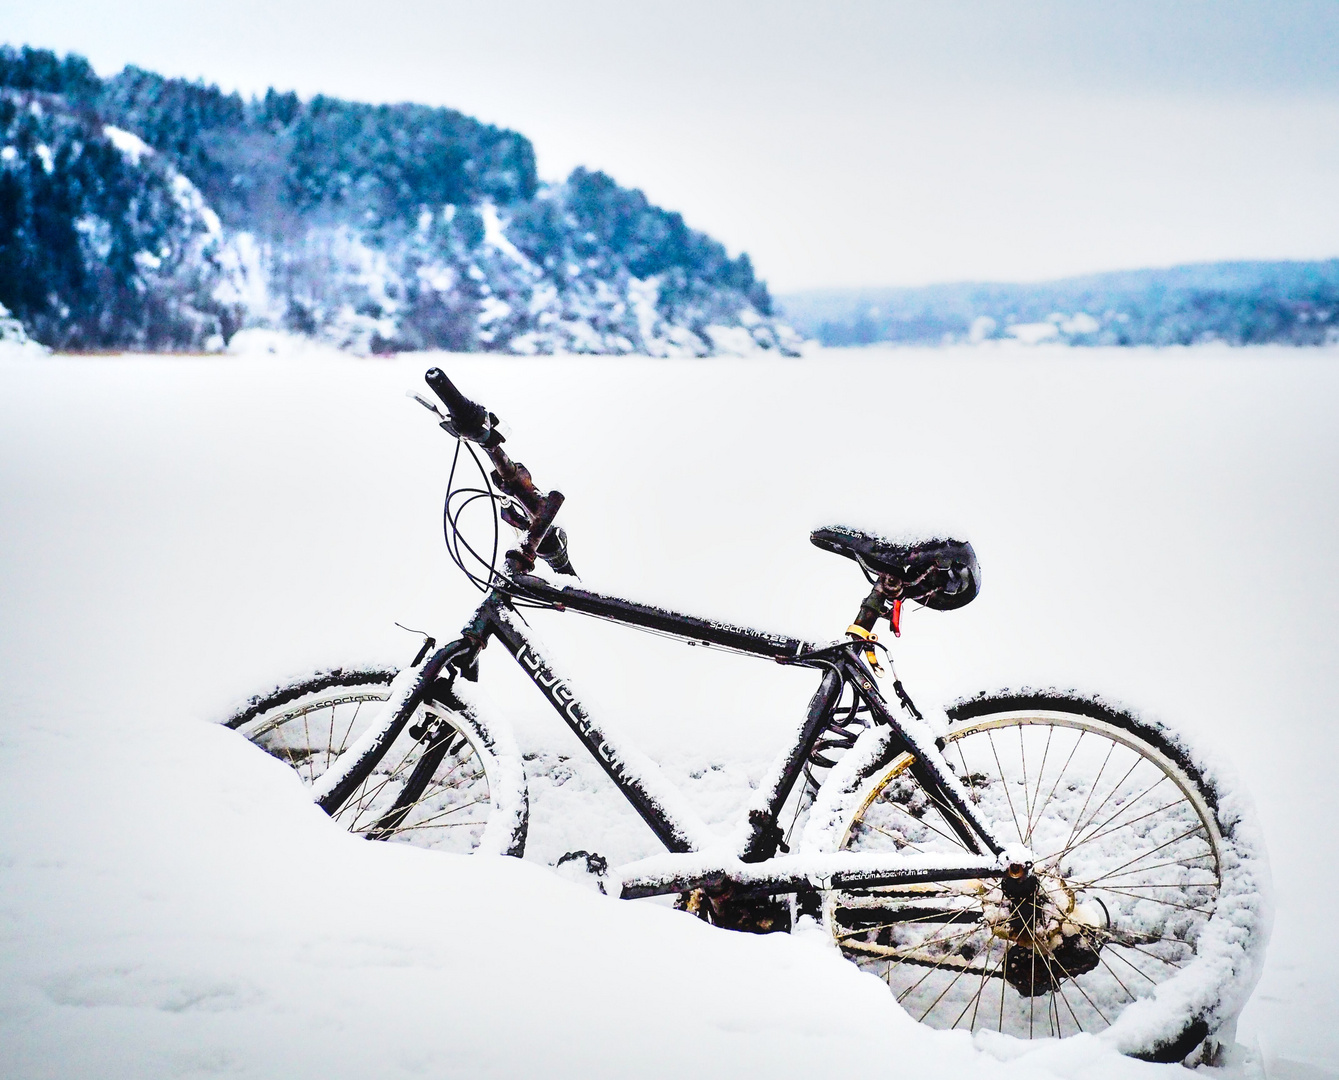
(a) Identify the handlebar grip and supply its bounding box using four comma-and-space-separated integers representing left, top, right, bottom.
425, 368, 493, 443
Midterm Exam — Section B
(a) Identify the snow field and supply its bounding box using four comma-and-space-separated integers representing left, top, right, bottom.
1, 344, 1337, 1077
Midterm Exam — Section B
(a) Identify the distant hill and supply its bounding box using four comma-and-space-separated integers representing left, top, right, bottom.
777, 261, 1339, 348
0, 45, 798, 355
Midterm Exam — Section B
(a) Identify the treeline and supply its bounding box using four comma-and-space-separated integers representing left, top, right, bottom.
0, 80, 232, 348
779, 262, 1339, 348
0, 45, 791, 355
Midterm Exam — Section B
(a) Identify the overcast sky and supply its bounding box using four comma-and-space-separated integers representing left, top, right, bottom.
4, 1, 1339, 291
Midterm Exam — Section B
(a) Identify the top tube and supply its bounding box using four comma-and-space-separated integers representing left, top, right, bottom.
506, 574, 824, 661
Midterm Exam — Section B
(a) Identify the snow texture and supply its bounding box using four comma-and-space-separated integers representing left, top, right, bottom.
1, 344, 1335, 1079
799, 698, 1272, 1057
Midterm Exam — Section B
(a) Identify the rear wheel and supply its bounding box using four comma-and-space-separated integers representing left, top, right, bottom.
805, 692, 1268, 1062
223, 668, 527, 856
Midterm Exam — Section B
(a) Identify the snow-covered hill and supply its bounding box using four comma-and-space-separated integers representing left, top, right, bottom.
0, 47, 800, 356
2, 344, 1336, 1078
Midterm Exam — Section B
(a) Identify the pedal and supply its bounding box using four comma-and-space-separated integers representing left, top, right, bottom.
554, 850, 610, 893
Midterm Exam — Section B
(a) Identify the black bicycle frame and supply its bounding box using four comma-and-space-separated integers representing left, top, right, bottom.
447, 574, 1010, 888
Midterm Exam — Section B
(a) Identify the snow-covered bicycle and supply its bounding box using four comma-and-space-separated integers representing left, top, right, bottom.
222, 368, 1268, 1063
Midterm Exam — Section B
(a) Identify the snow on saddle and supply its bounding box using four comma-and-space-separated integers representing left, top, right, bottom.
810, 526, 980, 610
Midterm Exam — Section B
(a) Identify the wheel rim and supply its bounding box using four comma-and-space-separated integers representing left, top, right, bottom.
237, 688, 496, 853
827, 710, 1223, 1039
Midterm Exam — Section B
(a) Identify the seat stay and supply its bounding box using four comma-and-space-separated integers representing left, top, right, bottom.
850, 661, 1009, 858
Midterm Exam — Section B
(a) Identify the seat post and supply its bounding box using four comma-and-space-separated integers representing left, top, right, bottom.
853, 575, 895, 632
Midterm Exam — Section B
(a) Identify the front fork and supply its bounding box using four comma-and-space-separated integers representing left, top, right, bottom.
309, 639, 469, 814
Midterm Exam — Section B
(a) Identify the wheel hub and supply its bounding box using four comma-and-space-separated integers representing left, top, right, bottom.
986, 860, 1108, 997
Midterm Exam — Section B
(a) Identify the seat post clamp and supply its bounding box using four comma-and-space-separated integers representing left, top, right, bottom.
845, 623, 884, 675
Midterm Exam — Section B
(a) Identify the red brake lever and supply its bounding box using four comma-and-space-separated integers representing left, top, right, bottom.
890, 598, 903, 637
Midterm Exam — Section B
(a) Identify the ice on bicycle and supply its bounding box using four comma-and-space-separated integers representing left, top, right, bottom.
219, 367, 1270, 1065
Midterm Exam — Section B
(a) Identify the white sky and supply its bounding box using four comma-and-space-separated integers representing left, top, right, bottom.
4, 0, 1339, 291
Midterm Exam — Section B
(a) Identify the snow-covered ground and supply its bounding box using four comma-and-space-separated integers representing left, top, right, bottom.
1, 343, 1336, 1079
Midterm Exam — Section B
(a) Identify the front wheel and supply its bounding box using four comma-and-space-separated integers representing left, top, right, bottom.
222, 667, 528, 856
801, 691, 1269, 1063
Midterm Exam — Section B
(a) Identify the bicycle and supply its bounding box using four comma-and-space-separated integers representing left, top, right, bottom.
222, 367, 1269, 1064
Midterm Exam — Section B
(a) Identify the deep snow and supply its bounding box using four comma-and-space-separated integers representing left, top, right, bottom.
1, 343, 1336, 1078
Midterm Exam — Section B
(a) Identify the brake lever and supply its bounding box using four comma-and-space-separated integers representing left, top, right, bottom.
409, 390, 447, 421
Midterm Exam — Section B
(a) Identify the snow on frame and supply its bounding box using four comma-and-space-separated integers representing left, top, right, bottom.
1, 344, 1336, 1078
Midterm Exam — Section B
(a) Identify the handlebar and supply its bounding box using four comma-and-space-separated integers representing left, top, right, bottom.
425, 367, 498, 446
423, 368, 575, 578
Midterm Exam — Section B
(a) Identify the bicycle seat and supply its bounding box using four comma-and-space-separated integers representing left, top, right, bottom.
810, 526, 980, 610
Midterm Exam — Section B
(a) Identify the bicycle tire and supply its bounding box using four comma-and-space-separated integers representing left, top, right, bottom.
801, 691, 1269, 1063
223, 667, 528, 856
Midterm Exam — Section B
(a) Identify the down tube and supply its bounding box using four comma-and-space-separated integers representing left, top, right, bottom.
484, 600, 705, 853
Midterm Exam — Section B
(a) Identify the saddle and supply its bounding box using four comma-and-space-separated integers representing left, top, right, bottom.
811, 526, 980, 610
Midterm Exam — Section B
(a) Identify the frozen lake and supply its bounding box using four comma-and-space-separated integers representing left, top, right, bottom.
1, 343, 1335, 1078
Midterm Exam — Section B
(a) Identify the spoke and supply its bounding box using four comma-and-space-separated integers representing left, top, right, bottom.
917, 946, 979, 1023
1029, 948, 1036, 1037
343, 740, 425, 828
896, 959, 942, 1004
1111, 940, 1191, 971
375, 812, 490, 833
1054, 975, 1086, 1033
1103, 945, 1161, 985
1063, 755, 1144, 859
919, 786, 980, 851
1067, 775, 1169, 854
1019, 725, 1033, 842
1076, 823, 1210, 886
835, 905, 981, 937
1096, 951, 1138, 1004
1091, 887, 1214, 916
1029, 730, 1086, 847
423, 751, 483, 792
302, 710, 316, 784
863, 820, 931, 853
956, 741, 976, 804
383, 766, 487, 825
1061, 740, 1116, 854
838, 911, 980, 945
846, 908, 982, 969
968, 943, 1006, 1031
325, 706, 337, 771
998, 939, 1007, 1033
842, 921, 981, 958
336, 700, 365, 763
1069, 796, 1193, 853
891, 923, 994, 1005
1049, 949, 1110, 1027
1023, 724, 1055, 846
987, 729, 1026, 844
386, 794, 492, 831
871, 800, 970, 851
1078, 857, 1217, 886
